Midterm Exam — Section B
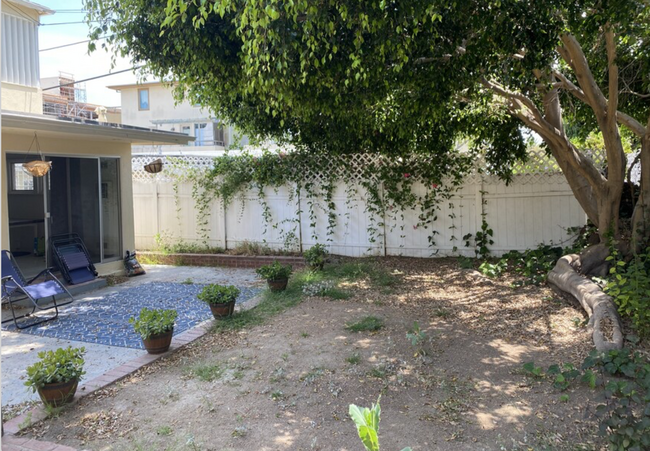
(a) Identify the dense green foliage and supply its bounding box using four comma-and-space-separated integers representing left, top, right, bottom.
129, 308, 178, 340
303, 244, 328, 269
255, 261, 293, 281
85, 0, 650, 241
24, 347, 86, 391
606, 245, 650, 337
523, 349, 650, 450
197, 284, 240, 305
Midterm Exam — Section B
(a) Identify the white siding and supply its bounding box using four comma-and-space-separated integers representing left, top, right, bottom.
1, 12, 40, 87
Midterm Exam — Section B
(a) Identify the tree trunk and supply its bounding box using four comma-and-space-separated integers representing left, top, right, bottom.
548, 251, 623, 351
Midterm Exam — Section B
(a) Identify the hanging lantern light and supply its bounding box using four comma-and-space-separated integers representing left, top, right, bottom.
144, 158, 164, 174
22, 133, 52, 177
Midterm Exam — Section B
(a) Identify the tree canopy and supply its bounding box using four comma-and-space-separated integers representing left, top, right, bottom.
85, 0, 650, 242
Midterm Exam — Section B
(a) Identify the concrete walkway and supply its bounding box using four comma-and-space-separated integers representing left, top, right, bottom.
1, 264, 261, 407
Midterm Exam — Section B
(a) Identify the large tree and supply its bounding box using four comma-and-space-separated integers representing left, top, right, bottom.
86, 0, 650, 247
86, 0, 650, 349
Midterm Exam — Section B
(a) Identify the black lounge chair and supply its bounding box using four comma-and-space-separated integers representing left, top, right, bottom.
1, 250, 74, 329
50, 234, 98, 285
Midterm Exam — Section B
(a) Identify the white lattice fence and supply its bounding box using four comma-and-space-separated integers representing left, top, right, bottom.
132, 150, 602, 256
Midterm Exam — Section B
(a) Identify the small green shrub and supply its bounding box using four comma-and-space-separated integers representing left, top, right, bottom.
406, 321, 427, 356
25, 347, 86, 392
478, 260, 507, 278
605, 245, 650, 336
501, 244, 565, 286
522, 349, 650, 450
304, 243, 328, 269
256, 261, 293, 281
197, 284, 240, 305
129, 308, 178, 340
346, 316, 384, 332
349, 397, 412, 451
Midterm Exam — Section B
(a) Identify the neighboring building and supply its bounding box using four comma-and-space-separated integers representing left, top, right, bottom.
41, 72, 121, 123
108, 81, 248, 153
1, 0, 193, 278
1, 0, 51, 114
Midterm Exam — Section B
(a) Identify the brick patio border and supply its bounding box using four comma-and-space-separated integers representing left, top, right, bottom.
2, 321, 213, 450
138, 252, 305, 269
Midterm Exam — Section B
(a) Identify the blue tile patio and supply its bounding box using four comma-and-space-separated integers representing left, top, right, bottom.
2, 282, 261, 349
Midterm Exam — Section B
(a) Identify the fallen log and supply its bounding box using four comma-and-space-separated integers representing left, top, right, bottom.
548, 252, 623, 351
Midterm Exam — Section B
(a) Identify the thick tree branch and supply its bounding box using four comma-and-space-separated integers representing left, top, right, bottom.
605, 28, 619, 129
616, 111, 647, 137
560, 34, 608, 114
553, 70, 589, 104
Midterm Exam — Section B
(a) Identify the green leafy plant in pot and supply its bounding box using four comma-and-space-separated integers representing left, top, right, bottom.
129, 308, 178, 354
25, 346, 86, 407
304, 243, 328, 270
198, 284, 240, 318
256, 261, 293, 291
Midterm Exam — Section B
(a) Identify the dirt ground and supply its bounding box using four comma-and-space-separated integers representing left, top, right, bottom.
22, 258, 615, 450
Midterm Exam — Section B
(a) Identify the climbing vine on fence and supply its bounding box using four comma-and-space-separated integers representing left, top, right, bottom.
170, 149, 475, 252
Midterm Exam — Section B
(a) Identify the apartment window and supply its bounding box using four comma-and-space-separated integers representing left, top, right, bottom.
138, 88, 149, 110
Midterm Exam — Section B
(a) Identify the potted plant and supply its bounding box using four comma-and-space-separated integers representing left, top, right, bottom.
129, 308, 178, 354
198, 284, 240, 319
25, 346, 86, 407
256, 261, 293, 291
304, 243, 328, 270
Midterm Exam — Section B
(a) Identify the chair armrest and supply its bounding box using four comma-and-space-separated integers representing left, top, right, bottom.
26, 268, 58, 284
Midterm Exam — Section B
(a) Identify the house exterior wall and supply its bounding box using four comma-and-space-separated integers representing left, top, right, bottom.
1, 1, 44, 113
1, 133, 135, 275
118, 84, 210, 129
1, 82, 43, 114
114, 83, 246, 149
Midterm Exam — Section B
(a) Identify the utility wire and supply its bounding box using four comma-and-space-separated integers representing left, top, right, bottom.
41, 66, 143, 91
40, 20, 102, 26
40, 35, 111, 52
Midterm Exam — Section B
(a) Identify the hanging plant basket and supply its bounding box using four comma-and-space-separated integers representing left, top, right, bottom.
144, 158, 164, 174
22, 160, 52, 177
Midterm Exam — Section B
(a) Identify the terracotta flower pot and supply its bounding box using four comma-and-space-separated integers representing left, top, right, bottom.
38, 378, 78, 407
142, 329, 174, 354
209, 300, 236, 319
267, 278, 288, 292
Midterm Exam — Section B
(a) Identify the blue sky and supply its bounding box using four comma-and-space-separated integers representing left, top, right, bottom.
37, 0, 142, 106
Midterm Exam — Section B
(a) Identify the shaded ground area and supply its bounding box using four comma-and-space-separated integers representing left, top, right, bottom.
20, 258, 612, 450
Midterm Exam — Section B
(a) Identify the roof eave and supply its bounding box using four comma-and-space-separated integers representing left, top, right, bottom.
1, 111, 194, 145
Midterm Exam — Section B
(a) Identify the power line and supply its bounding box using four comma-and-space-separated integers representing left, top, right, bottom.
41, 66, 143, 91
40, 35, 111, 52
40, 21, 102, 26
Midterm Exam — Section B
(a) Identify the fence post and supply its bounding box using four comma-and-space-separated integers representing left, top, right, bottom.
474, 174, 484, 255
297, 183, 303, 253
221, 199, 228, 250
154, 182, 160, 244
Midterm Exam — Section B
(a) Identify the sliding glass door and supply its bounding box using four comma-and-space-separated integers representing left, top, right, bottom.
45, 156, 121, 265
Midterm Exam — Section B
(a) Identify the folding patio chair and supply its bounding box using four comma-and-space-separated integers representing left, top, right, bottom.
50, 234, 98, 285
1, 250, 73, 330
